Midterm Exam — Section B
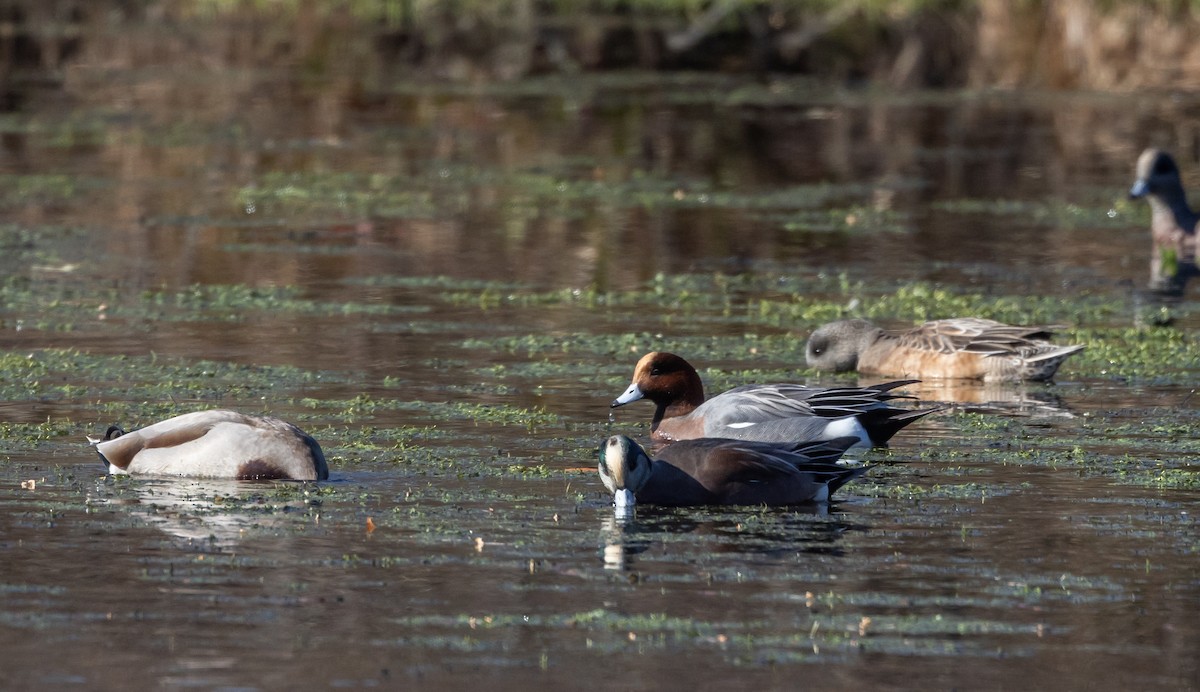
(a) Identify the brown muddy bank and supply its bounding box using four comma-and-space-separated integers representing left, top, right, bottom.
3, 1, 1199, 90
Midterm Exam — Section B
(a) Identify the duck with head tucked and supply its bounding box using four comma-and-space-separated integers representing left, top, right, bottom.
611, 351, 935, 448
806, 318, 1084, 382
88, 410, 328, 481
1129, 148, 1199, 295
599, 435, 868, 509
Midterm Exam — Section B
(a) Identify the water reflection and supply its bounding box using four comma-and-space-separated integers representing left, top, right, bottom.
0, 26, 1180, 297
0, 8, 1197, 690
89, 478, 317, 549
600, 514, 644, 571
892, 378, 1078, 418
600, 503, 868, 571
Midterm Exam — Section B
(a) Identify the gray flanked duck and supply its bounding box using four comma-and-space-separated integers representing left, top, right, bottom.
599, 435, 869, 509
89, 410, 328, 481
611, 351, 936, 448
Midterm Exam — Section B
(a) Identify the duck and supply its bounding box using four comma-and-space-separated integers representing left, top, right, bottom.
610, 351, 935, 447
805, 318, 1084, 382
1128, 148, 1199, 295
599, 435, 869, 508
88, 410, 328, 480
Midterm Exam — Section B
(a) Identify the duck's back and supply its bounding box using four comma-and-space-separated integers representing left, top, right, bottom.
860, 319, 1081, 382
98, 411, 327, 480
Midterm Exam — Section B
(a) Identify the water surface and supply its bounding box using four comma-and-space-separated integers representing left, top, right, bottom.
0, 18, 1198, 691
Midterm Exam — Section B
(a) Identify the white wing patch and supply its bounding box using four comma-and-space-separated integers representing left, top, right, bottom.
725, 422, 758, 429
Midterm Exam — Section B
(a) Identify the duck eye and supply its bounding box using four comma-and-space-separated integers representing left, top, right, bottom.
1154, 159, 1175, 175
649, 367, 660, 376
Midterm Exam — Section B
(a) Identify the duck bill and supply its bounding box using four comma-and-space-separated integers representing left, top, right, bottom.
613, 488, 636, 512
1129, 179, 1148, 199
611, 383, 644, 408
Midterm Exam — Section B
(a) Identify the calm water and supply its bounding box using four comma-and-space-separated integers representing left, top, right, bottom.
0, 16, 1197, 692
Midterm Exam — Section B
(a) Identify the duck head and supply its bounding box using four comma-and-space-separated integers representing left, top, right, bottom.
805, 319, 879, 372
1130, 148, 1183, 200
598, 435, 652, 510
610, 352, 705, 410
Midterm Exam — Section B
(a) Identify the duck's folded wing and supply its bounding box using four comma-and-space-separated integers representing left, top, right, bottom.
896, 318, 1065, 356
698, 443, 869, 500
136, 410, 248, 448
95, 411, 239, 469
693, 444, 807, 487
777, 435, 860, 462
703, 382, 917, 426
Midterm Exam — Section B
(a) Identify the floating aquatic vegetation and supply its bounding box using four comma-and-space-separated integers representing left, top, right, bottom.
780, 205, 914, 234
933, 196, 1144, 229
0, 348, 335, 410
0, 174, 104, 208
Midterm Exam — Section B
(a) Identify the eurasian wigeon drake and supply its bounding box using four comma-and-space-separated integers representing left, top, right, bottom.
1129, 148, 1199, 295
599, 435, 868, 508
610, 351, 934, 447
88, 410, 328, 480
805, 318, 1085, 382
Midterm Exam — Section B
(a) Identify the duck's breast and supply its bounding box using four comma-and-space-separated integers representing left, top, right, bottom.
653, 413, 707, 442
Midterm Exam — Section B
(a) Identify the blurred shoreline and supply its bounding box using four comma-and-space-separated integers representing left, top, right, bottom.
3, 1, 1200, 91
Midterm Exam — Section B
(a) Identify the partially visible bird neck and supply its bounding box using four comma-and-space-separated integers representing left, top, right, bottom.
1150, 188, 1196, 231
863, 325, 890, 351
650, 370, 705, 425
678, 370, 707, 410
856, 324, 891, 368
652, 398, 698, 430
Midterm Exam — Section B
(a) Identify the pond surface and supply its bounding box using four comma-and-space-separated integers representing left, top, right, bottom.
0, 23, 1198, 691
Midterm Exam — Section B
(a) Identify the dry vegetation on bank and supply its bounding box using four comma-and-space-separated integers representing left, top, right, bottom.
3, 1, 1200, 89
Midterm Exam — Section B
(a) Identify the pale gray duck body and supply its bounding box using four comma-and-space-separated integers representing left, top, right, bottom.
89, 410, 328, 481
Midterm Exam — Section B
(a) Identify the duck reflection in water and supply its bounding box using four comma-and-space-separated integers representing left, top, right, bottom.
90, 477, 319, 549
600, 504, 870, 572
885, 378, 1077, 418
